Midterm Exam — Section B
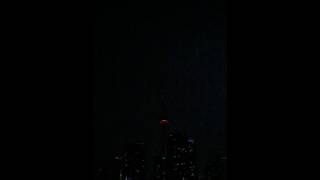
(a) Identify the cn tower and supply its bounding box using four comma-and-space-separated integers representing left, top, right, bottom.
159, 99, 169, 157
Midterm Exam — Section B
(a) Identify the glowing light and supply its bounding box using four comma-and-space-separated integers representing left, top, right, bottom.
160, 119, 169, 125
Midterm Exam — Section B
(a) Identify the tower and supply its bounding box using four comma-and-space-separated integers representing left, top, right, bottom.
153, 99, 171, 180
159, 99, 169, 157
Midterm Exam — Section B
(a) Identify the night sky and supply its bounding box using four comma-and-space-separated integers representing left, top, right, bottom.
93, 5, 225, 173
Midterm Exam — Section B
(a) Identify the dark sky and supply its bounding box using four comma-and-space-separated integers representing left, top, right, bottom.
93, 6, 225, 167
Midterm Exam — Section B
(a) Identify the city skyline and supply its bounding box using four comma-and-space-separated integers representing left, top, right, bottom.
94, 5, 225, 180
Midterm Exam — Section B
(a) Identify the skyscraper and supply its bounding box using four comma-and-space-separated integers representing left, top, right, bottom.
120, 141, 146, 180
154, 129, 199, 180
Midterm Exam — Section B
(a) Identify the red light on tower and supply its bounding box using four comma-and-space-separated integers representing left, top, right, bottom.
160, 119, 169, 125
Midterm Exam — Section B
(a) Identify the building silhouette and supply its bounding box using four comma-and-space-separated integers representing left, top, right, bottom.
93, 119, 225, 180
153, 130, 199, 180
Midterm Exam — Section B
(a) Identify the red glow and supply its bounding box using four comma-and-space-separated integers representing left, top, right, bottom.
160, 119, 169, 125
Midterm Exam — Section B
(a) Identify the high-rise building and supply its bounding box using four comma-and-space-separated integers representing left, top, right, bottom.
205, 155, 227, 180
120, 141, 146, 180
154, 130, 199, 180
